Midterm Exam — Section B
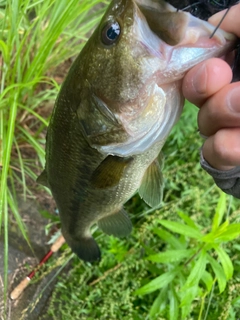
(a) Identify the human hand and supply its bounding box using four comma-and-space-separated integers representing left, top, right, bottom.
182, 4, 240, 171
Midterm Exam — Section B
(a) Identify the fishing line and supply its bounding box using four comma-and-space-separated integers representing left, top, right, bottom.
209, 0, 240, 37
209, 6, 230, 38
181, 2, 202, 11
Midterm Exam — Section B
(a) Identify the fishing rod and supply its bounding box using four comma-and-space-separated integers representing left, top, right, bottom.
10, 234, 65, 300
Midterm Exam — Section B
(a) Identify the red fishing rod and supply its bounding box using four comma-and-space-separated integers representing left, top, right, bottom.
10, 234, 65, 300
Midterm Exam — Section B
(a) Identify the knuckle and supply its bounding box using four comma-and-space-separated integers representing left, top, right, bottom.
212, 131, 231, 163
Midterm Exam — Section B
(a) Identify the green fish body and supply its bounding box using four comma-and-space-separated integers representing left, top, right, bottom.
38, 0, 235, 262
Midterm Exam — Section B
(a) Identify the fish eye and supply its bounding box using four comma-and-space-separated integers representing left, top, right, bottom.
101, 21, 121, 46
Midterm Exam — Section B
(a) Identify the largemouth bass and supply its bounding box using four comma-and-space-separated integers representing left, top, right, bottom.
37, 0, 236, 262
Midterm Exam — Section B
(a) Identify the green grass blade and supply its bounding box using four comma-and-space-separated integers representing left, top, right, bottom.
3, 188, 8, 309
7, 189, 32, 250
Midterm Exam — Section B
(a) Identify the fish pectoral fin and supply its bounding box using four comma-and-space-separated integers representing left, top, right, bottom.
90, 155, 133, 189
98, 208, 132, 238
138, 154, 164, 208
36, 169, 50, 188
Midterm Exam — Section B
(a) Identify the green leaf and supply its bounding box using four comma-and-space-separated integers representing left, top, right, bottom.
185, 250, 207, 287
212, 192, 226, 232
153, 228, 185, 249
215, 220, 229, 233
214, 224, 240, 242
39, 210, 60, 222
214, 245, 233, 280
202, 220, 229, 243
180, 285, 199, 318
147, 249, 194, 264
134, 268, 178, 296
181, 285, 199, 306
201, 270, 214, 292
158, 220, 203, 239
169, 286, 179, 320
177, 211, 199, 230
207, 254, 227, 293
149, 286, 168, 318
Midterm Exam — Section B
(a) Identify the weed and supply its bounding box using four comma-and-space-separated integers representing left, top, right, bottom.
0, 0, 108, 306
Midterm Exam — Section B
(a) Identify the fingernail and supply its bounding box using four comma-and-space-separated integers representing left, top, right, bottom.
227, 87, 240, 113
193, 64, 207, 94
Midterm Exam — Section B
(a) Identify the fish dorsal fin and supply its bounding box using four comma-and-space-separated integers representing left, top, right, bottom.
90, 155, 133, 189
138, 153, 164, 208
36, 169, 50, 188
97, 208, 132, 238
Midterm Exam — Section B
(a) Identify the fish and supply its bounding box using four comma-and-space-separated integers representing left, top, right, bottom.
37, 0, 236, 262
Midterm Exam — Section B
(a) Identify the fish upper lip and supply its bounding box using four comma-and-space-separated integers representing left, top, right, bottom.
135, 0, 235, 49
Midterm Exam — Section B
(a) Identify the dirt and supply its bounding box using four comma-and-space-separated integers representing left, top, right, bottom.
0, 194, 64, 320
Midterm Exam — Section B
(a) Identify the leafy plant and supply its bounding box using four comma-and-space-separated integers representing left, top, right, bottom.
135, 192, 240, 319
41, 113, 240, 319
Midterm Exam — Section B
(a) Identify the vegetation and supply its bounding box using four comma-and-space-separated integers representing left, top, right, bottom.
0, 0, 108, 305
1, 1, 240, 319
42, 104, 240, 320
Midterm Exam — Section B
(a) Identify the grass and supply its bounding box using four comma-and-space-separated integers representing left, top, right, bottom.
1, 1, 240, 319
0, 0, 108, 309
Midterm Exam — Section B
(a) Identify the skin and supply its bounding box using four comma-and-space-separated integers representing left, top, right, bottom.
182, 3, 240, 171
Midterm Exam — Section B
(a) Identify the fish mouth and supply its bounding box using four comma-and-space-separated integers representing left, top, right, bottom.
135, 0, 192, 46
134, 0, 235, 48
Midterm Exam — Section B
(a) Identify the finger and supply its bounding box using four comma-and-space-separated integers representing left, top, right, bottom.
198, 83, 240, 136
182, 58, 232, 107
209, 4, 240, 38
202, 127, 240, 170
